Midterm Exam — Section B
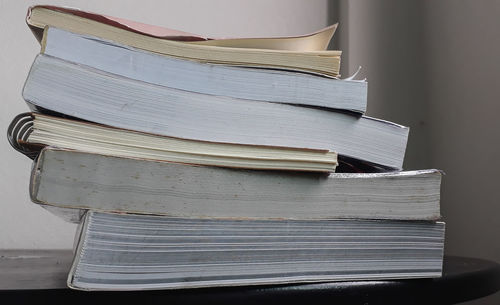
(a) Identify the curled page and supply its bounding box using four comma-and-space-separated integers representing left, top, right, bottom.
344, 66, 367, 82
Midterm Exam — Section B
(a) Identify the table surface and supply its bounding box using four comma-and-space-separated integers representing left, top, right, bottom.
1, 250, 499, 305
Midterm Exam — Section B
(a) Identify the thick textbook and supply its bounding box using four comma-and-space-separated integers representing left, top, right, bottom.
26, 6, 341, 77
28, 5, 337, 51
8, 112, 337, 172
26, 148, 441, 221
23, 55, 408, 169
41, 27, 366, 112
68, 211, 445, 290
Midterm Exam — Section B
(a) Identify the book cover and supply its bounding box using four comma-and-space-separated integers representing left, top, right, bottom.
27, 147, 441, 221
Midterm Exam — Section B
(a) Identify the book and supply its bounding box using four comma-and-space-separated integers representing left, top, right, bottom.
23, 54, 408, 170
26, 6, 342, 77
9, 112, 337, 172
28, 5, 338, 51
24, 147, 441, 221
68, 211, 445, 290
41, 27, 366, 112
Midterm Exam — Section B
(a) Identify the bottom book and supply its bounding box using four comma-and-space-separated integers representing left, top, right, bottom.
68, 211, 445, 291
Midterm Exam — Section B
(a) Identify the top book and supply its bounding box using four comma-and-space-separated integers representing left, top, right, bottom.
27, 5, 338, 50
26, 5, 341, 77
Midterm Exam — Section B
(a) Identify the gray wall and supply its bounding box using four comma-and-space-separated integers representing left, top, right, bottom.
331, 1, 500, 304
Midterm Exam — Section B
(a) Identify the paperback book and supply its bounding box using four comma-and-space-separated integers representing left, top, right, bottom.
23, 54, 408, 170
20, 147, 442, 221
40, 27, 367, 112
28, 5, 338, 50
68, 211, 445, 290
9, 112, 337, 172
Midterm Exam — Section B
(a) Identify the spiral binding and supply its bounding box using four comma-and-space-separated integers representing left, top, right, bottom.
7, 112, 38, 159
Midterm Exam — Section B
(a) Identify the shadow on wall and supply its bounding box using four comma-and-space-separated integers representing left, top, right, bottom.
328, 1, 500, 304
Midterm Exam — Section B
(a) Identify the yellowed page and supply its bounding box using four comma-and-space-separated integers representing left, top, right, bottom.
29, 7, 341, 76
189, 24, 337, 51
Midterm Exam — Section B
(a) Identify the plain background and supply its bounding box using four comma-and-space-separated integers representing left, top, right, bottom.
1, 1, 498, 304
332, 1, 500, 304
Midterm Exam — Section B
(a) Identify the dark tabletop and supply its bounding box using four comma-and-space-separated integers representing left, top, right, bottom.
1, 250, 499, 305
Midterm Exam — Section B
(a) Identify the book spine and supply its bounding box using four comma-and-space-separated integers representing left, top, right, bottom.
7, 112, 41, 159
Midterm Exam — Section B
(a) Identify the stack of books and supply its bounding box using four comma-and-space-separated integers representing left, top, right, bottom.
8, 5, 444, 291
